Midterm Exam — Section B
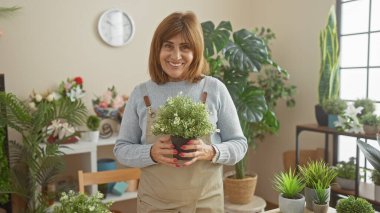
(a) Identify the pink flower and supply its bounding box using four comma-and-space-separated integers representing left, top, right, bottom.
102, 91, 113, 105
112, 96, 125, 109
99, 101, 108, 108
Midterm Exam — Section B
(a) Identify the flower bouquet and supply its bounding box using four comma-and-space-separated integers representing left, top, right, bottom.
58, 76, 85, 102
28, 90, 61, 110
152, 94, 215, 160
335, 104, 364, 134
46, 119, 80, 144
92, 86, 127, 120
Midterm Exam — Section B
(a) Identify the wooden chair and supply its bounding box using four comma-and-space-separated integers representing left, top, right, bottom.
78, 168, 141, 193
283, 148, 325, 171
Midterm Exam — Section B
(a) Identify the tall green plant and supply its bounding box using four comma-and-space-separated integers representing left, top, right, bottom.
318, 5, 340, 105
357, 138, 380, 174
202, 21, 293, 179
0, 92, 87, 212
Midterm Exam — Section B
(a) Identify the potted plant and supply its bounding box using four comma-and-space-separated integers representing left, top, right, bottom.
335, 196, 374, 213
273, 168, 305, 213
313, 182, 329, 213
86, 115, 101, 142
334, 157, 357, 191
0, 91, 87, 212
152, 95, 215, 160
360, 113, 380, 135
335, 105, 364, 134
53, 190, 113, 213
354, 98, 376, 117
316, 5, 340, 126
202, 21, 295, 204
371, 169, 380, 202
298, 160, 337, 210
321, 98, 347, 128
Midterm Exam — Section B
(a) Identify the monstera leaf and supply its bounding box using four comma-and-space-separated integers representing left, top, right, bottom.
202, 21, 232, 57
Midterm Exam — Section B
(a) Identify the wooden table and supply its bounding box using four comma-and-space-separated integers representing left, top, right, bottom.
225, 195, 267, 213
264, 207, 336, 213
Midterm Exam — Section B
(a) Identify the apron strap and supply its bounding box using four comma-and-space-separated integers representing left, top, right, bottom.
200, 77, 208, 104
142, 83, 154, 117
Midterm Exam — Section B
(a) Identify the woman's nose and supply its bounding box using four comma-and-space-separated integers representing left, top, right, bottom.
171, 48, 182, 60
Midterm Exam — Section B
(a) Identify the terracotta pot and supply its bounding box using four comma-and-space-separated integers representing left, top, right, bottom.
171, 135, 195, 160
224, 172, 258, 204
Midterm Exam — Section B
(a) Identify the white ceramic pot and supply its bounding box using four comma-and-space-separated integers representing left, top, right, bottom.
336, 177, 355, 190
279, 193, 305, 213
87, 131, 99, 143
375, 185, 380, 202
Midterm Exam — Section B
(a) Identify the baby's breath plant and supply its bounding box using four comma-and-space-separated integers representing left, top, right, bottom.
152, 95, 215, 139
53, 190, 112, 213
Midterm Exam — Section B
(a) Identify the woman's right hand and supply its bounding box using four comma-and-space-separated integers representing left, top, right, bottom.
150, 135, 178, 167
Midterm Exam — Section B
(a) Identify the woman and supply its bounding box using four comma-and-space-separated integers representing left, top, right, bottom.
114, 11, 247, 212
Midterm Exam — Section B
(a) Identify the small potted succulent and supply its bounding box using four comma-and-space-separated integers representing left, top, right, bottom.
298, 160, 337, 210
152, 95, 215, 160
312, 182, 329, 213
371, 169, 380, 202
360, 113, 380, 135
354, 98, 376, 117
273, 168, 305, 213
335, 196, 374, 213
86, 115, 101, 142
53, 190, 113, 213
321, 98, 347, 128
334, 157, 357, 191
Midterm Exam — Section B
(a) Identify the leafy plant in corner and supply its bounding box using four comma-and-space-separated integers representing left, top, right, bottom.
0, 92, 87, 212
360, 113, 380, 127
273, 168, 304, 199
336, 196, 374, 213
202, 21, 295, 179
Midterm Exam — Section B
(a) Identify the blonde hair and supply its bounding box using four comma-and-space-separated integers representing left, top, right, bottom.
149, 11, 208, 84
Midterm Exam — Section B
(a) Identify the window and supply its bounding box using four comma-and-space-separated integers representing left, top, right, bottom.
337, 0, 380, 177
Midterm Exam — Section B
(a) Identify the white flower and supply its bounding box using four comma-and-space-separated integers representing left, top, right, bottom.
35, 94, 42, 102
345, 105, 363, 117
88, 206, 95, 211
29, 102, 36, 110
46, 93, 55, 102
67, 86, 85, 102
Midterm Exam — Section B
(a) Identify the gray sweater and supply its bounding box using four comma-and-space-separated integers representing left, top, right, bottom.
114, 76, 247, 168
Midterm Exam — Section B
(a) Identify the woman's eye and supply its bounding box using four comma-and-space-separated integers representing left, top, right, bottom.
181, 45, 190, 50
163, 43, 172, 49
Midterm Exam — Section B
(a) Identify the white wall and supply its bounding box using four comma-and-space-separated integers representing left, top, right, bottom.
0, 0, 335, 208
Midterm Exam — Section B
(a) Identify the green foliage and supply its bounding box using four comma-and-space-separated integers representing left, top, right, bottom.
371, 169, 380, 185
319, 5, 340, 105
86, 115, 101, 131
0, 6, 21, 18
298, 160, 337, 189
202, 21, 295, 179
336, 196, 374, 213
273, 168, 304, 199
354, 98, 375, 117
360, 113, 380, 126
53, 191, 112, 213
322, 98, 347, 115
334, 157, 357, 180
152, 95, 214, 139
313, 181, 329, 205
0, 127, 10, 204
0, 92, 87, 212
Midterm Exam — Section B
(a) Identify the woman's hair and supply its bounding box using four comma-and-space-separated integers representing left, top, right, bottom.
149, 11, 209, 84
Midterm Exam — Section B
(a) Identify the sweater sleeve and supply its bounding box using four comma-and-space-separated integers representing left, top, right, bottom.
113, 85, 157, 168
212, 79, 248, 165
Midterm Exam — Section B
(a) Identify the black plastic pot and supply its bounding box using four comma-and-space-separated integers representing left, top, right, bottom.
315, 104, 328, 126
171, 135, 195, 160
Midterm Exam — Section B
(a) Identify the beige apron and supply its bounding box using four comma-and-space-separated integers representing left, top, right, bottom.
137, 80, 224, 213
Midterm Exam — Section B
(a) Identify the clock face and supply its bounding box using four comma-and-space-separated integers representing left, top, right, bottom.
98, 9, 135, 47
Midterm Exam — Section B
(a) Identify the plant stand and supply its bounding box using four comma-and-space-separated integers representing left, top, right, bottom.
224, 195, 266, 213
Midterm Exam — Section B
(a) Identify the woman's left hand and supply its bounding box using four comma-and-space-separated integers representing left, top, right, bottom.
180, 139, 215, 166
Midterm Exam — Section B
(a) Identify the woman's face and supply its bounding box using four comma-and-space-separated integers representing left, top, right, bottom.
159, 34, 194, 81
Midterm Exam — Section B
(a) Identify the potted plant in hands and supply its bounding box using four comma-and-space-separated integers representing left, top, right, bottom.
316, 5, 340, 126
86, 115, 101, 142
313, 182, 330, 213
335, 196, 374, 213
371, 169, 380, 202
321, 98, 347, 128
334, 157, 357, 191
298, 160, 337, 210
273, 168, 305, 213
152, 95, 215, 160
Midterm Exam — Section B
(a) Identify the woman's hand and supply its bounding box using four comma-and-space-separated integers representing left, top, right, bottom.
180, 139, 215, 166
150, 135, 178, 167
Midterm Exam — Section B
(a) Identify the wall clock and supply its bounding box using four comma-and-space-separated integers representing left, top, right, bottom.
98, 9, 135, 47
